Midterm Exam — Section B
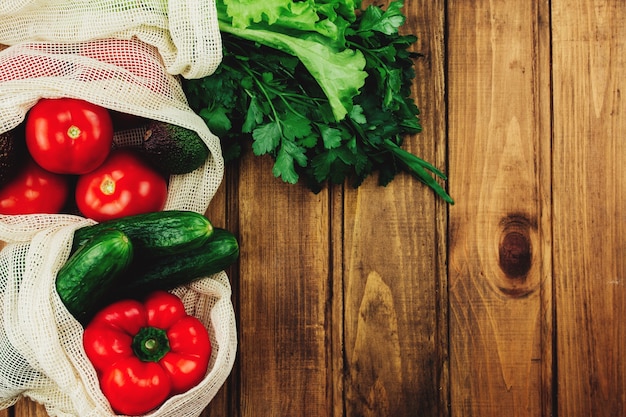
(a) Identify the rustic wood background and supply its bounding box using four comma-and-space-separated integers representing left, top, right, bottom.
5, 0, 625, 416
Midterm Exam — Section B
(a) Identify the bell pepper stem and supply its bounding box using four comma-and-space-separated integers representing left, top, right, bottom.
132, 327, 170, 362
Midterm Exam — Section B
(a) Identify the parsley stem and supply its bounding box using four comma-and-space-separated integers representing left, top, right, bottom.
382, 139, 454, 204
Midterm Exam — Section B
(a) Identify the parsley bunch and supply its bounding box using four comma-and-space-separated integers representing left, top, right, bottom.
183, 0, 453, 203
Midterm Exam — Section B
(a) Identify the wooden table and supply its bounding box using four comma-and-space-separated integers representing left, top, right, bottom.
5, 0, 625, 416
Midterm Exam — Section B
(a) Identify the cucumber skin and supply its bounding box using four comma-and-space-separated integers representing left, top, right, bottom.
118, 228, 239, 297
72, 210, 214, 256
56, 229, 133, 325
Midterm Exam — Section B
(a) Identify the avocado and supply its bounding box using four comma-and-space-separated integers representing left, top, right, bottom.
0, 124, 27, 188
139, 121, 210, 175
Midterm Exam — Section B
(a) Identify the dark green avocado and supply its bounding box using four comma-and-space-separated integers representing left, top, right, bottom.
139, 120, 210, 175
0, 124, 27, 188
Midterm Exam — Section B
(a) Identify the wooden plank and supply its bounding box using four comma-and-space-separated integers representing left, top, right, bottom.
235, 149, 331, 417
447, 0, 552, 416
202, 176, 236, 417
12, 398, 47, 417
551, 1, 626, 416
338, 0, 448, 415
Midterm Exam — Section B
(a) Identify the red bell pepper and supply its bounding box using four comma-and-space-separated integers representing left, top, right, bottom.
83, 291, 212, 416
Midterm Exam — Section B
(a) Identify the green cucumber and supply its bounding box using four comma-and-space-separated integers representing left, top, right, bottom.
72, 210, 214, 256
118, 228, 239, 297
56, 229, 134, 325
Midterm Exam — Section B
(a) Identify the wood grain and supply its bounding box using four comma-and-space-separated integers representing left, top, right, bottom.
235, 150, 332, 417
339, 0, 448, 416
4, 0, 626, 416
201, 176, 235, 417
12, 399, 47, 417
447, 0, 552, 416
551, 1, 626, 416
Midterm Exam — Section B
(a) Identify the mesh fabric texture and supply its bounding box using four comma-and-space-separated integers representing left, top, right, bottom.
0, 0, 222, 79
0, 218, 237, 417
0, 1, 236, 416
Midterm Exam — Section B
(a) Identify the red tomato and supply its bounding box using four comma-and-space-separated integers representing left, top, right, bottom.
75, 150, 168, 222
25, 98, 113, 174
0, 157, 69, 214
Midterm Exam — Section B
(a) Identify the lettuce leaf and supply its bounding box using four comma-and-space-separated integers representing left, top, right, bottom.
216, 0, 367, 121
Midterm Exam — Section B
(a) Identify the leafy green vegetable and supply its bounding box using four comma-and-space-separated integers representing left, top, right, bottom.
216, 0, 365, 121
219, 25, 367, 121
183, 0, 453, 204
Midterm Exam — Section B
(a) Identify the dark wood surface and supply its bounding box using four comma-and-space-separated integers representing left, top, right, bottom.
6, 0, 625, 416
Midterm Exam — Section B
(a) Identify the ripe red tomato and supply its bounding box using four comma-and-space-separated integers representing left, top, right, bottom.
0, 157, 70, 214
25, 98, 114, 175
75, 150, 168, 222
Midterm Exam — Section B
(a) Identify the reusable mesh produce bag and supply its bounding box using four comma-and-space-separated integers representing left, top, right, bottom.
0, 0, 222, 79
0, 38, 225, 212
0, 1, 237, 416
0, 215, 237, 416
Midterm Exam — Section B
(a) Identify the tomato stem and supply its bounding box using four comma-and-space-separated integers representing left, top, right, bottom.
100, 176, 116, 195
132, 327, 170, 362
67, 125, 82, 139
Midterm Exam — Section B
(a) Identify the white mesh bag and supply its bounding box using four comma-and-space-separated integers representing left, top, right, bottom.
0, 0, 222, 79
0, 38, 225, 212
0, 1, 237, 416
0, 215, 238, 417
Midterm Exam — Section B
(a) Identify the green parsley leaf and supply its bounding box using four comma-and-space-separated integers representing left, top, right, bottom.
252, 122, 281, 155
242, 96, 264, 133
273, 140, 307, 183
358, 0, 405, 35
199, 106, 232, 137
282, 112, 313, 141
320, 125, 343, 149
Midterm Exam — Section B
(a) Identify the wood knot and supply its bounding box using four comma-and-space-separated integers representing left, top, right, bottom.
499, 231, 531, 278
496, 214, 537, 298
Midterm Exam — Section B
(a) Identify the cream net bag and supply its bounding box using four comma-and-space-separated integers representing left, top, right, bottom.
0, 0, 221, 79
0, 1, 237, 416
